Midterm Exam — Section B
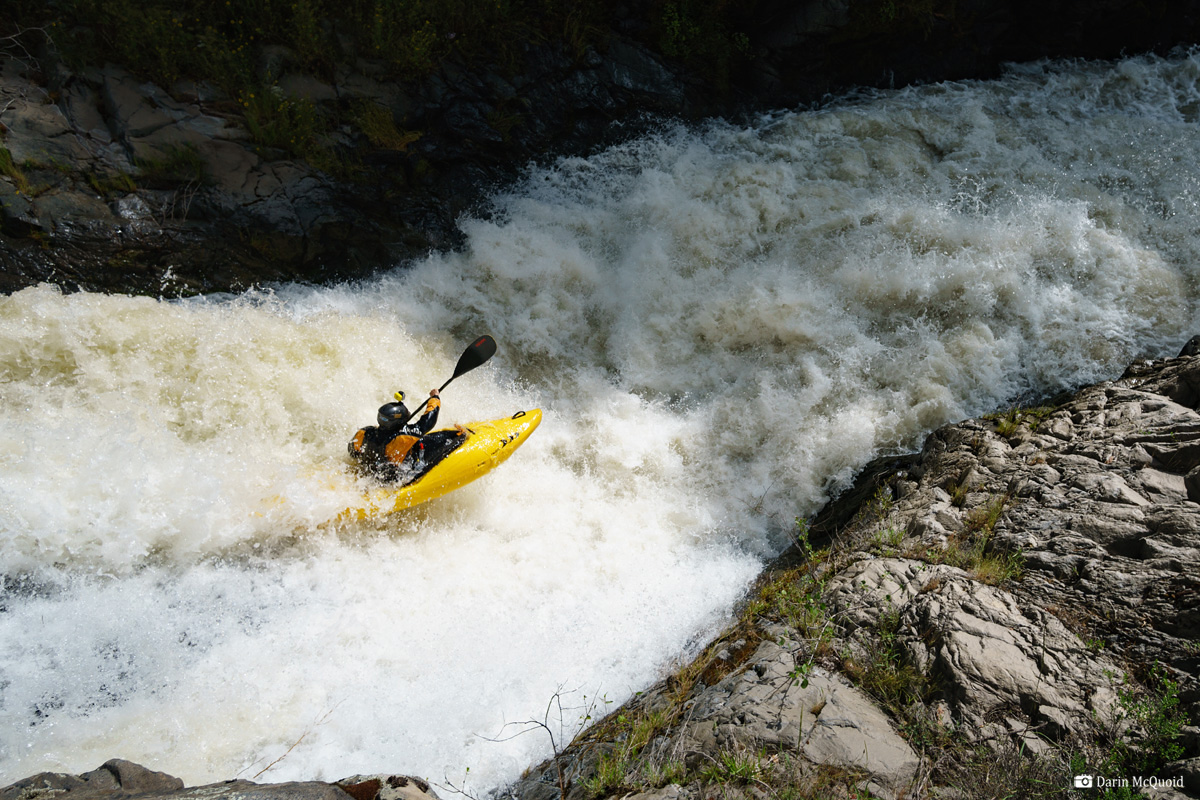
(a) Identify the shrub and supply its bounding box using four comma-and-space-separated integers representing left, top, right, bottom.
350, 101, 422, 151
242, 88, 325, 161
1103, 663, 1186, 777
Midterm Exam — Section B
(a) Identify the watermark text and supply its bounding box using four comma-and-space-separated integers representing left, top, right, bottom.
1074, 774, 1184, 790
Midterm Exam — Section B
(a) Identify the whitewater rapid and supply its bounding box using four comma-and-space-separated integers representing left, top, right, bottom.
3, 51, 1200, 790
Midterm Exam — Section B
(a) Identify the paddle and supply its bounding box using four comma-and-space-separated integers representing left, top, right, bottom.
407, 334, 497, 419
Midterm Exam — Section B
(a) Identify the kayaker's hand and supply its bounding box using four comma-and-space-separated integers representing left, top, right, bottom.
429, 389, 439, 397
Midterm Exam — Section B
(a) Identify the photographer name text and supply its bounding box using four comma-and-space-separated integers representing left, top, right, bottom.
1074, 775, 1184, 790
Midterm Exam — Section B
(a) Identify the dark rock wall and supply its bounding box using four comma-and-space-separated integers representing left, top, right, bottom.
3, 1, 1200, 295
740, 0, 1200, 106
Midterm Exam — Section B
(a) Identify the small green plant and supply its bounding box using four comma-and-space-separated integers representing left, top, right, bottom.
791, 516, 819, 563
486, 108, 523, 142
767, 573, 833, 644
561, 8, 605, 64
643, 759, 687, 788
697, 748, 763, 785
350, 101, 422, 151
983, 403, 1059, 436
288, 0, 325, 65
1024, 404, 1058, 429
87, 170, 138, 196
660, 2, 702, 58
871, 485, 894, 519
988, 407, 1022, 437
931, 493, 1023, 585
871, 525, 905, 555
971, 545, 1025, 585
842, 603, 929, 714
137, 143, 210, 186
585, 707, 673, 796
964, 493, 1007, 535
788, 658, 814, 689
242, 88, 326, 162
845, 0, 940, 39
0, 147, 31, 194
654, 0, 752, 91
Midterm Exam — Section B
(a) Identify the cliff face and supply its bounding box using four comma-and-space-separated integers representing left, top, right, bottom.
4, 0, 1200, 295
0, 41, 701, 294
6, 348, 1197, 800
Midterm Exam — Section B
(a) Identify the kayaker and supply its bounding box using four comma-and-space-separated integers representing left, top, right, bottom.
348, 388, 444, 482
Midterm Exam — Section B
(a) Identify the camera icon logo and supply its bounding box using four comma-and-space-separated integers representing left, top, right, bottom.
1074, 775, 1094, 789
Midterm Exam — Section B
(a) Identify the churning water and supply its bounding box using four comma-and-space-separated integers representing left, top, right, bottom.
4, 51, 1200, 790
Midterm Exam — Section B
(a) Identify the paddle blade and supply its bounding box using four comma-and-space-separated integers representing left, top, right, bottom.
453, 334, 497, 379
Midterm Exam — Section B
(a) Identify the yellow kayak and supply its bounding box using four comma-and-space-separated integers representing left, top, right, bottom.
337, 409, 542, 521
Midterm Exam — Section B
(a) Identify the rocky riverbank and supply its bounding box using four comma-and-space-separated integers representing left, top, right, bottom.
5, 0, 1200, 296
504, 345, 1200, 800
6, 347, 1199, 799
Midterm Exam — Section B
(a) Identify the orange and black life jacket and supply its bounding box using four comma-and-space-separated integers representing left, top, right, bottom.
349, 397, 440, 477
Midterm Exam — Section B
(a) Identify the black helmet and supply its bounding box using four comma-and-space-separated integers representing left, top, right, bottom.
377, 390, 410, 425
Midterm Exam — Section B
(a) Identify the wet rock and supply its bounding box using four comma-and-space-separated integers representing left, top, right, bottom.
0, 759, 183, 799
2, 88, 92, 165
0, 181, 40, 236
602, 40, 687, 107
0, 762, 442, 800
0, 33, 702, 295
336, 774, 440, 800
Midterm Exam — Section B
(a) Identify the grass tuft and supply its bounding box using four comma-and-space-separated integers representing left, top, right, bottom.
137, 143, 210, 186
0, 147, 31, 194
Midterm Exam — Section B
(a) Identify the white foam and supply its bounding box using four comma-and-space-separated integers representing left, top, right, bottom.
3, 51, 1200, 790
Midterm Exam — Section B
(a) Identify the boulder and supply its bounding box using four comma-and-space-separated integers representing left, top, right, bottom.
680, 638, 919, 792
0, 759, 183, 799
0, 761, 442, 800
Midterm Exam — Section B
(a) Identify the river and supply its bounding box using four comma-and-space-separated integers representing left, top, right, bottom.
2, 51, 1199, 791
